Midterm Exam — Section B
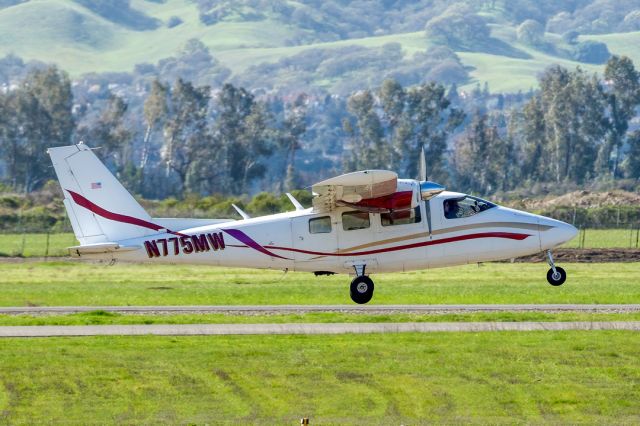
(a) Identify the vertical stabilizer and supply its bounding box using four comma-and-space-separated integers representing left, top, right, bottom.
48, 143, 159, 245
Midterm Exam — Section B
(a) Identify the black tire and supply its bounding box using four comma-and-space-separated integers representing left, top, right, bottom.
547, 266, 567, 286
350, 276, 374, 304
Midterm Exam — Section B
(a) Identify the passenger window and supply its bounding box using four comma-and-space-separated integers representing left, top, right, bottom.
309, 216, 332, 234
342, 211, 370, 231
443, 196, 496, 219
381, 207, 421, 227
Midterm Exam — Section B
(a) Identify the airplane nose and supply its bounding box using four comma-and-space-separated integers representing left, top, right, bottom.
539, 218, 578, 249
558, 222, 578, 243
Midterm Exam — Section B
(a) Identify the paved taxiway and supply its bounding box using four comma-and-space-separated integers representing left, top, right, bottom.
1, 304, 639, 315
0, 321, 639, 337
2, 305, 638, 337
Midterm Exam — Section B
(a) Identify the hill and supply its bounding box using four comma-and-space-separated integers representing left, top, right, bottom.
0, 0, 640, 92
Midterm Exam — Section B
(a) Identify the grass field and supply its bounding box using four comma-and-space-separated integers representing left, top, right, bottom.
0, 228, 636, 258
562, 228, 640, 249
0, 233, 77, 257
1, 311, 640, 326
0, 262, 638, 306
0, 241, 637, 423
1, 0, 639, 92
0, 332, 638, 423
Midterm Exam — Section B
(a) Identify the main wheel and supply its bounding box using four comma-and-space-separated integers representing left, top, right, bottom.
350, 276, 374, 304
546, 266, 566, 286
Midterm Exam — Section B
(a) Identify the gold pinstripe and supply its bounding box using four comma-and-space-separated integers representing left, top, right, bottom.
309, 221, 549, 259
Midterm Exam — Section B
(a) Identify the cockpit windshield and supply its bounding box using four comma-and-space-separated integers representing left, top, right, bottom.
443, 195, 496, 219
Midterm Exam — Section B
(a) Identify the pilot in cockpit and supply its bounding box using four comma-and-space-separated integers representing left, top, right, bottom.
443, 199, 459, 219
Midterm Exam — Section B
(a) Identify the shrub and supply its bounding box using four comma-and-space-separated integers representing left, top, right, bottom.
167, 16, 183, 28
572, 40, 611, 64
517, 19, 544, 46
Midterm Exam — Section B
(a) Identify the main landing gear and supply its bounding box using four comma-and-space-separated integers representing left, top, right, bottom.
546, 249, 567, 286
350, 265, 374, 304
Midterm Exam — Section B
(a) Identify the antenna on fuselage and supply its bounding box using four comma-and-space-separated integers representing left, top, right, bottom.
286, 192, 305, 211
232, 204, 251, 220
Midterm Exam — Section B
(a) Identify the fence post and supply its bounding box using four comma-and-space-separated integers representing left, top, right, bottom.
17, 207, 24, 257
636, 226, 639, 249
20, 233, 26, 257
44, 232, 50, 260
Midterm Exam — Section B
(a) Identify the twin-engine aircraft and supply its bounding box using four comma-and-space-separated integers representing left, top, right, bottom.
48, 143, 577, 304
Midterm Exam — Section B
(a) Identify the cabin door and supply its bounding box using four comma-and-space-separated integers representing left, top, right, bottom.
291, 214, 339, 271
335, 209, 380, 272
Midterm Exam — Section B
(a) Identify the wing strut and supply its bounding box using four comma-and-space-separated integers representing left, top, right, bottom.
286, 193, 305, 211
232, 204, 251, 220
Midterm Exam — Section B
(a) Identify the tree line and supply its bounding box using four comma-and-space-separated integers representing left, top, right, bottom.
340, 55, 640, 195
0, 56, 639, 200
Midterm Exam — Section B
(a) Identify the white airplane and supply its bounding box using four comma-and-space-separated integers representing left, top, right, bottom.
48, 143, 578, 304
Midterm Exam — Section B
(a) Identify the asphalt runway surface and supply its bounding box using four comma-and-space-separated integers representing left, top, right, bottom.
0, 321, 639, 337
1, 304, 639, 315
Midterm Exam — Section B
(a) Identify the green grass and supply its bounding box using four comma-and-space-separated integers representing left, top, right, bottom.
0, 228, 634, 258
1, 311, 640, 326
0, 233, 77, 257
0, 331, 637, 423
0, 0, 303, 75
0, 262, 638, 306
562, 228, 640, 249
583, 31, 640, 66
1, 1, 639, 92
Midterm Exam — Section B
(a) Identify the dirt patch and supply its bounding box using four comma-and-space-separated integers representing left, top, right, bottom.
515, 248, 640, 263
515, 190, 640, 210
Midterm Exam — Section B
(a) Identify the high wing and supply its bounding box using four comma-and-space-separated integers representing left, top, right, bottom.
312, 170, 417, 213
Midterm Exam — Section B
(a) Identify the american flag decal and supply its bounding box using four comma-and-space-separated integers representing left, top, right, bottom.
91, 182, 102, 189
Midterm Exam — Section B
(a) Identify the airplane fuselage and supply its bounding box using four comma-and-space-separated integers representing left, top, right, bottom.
88, 191, 577, 274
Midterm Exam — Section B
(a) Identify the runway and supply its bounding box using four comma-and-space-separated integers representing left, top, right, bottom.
1, 304, 639, 315
0, 321, 639, 337
2, 304, 638, 337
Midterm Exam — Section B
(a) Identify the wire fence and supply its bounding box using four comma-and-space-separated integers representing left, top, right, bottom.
567, 226, 640, 249
0, 232, 78, 258
0, 225, 638, 258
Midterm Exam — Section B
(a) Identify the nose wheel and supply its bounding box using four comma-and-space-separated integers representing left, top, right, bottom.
546, 250, 567, 286
350, 265, 374, 304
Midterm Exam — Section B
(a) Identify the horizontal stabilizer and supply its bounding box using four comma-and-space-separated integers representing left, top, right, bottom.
152, 218, 233, 231
68, 242, 141, 258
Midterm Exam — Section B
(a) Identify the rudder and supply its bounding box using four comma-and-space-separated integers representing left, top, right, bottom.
48, 143, 160, 245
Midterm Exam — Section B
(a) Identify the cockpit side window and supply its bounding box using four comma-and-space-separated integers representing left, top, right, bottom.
342, 211, 370, 231
381, 206, 421, 227
309, 216, 332, 234
443, 196, 496, 219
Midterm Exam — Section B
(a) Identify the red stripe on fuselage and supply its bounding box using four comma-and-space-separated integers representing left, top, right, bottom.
65, 189, 183, 235
266, 232, 530, 257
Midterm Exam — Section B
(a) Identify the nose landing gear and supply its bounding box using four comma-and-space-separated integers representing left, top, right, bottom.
350, 264, 374, 304
546, 250, 567, 286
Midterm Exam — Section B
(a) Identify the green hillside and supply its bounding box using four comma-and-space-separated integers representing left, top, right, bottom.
0, 0, 639, 92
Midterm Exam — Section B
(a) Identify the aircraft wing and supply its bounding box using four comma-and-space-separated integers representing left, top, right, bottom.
311, 170, 400, 213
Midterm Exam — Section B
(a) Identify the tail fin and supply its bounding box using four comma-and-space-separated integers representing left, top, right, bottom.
48, 143, 161, 245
